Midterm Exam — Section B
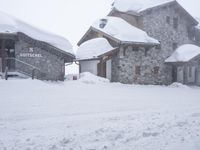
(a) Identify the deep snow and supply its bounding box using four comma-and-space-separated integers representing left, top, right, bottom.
0, 78, 200, 150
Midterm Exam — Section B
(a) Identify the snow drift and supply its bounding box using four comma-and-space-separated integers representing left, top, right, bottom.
78, 72, 110, 84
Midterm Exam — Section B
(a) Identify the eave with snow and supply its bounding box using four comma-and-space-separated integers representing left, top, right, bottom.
165, 44, 200, 64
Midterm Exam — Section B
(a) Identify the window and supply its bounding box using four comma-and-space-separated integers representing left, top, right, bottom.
188, 27, 196, 41
135, 66, 141, 75
172, 43, 178, 50
173, 17, 178, 29
153, 67, 160, 75
189, 67, 192, 78
166, 16, 170, 24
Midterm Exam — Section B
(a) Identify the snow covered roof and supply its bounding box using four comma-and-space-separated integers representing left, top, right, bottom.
113, 0, 174, 13
92, 16, 159, 45
165, 44, 200, 63
76, 38, 116, 60
0, 11, 74, 55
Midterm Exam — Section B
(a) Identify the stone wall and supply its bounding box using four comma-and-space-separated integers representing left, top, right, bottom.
15, 34, 66, 81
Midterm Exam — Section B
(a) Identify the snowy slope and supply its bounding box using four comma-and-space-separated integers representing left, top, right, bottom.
113, 0, 174, 13
92, 16, 159, 44
0, 11, 73, 54
76, 38, 116, 60
165, 44, 200, 62
0, 78, 200, 150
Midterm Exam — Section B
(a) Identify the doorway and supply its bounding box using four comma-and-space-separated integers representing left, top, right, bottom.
97, 61, 106, 78
0, 39, 15, 72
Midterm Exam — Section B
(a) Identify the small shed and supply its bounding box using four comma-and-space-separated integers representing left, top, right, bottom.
165, 44, 200, 86
0, 11, 74, 81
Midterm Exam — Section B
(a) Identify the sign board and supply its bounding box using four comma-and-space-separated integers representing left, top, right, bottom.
19, 47, 43, 58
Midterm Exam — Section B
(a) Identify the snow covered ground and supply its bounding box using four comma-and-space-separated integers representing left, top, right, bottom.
0, 78, 200, 150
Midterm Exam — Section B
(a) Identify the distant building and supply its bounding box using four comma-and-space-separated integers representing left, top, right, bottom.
77, 0, 200, 86
0, 12, 74, 81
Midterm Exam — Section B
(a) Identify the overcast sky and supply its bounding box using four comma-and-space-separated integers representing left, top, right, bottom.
0, 0, 199, 74
0, 0, 199, 50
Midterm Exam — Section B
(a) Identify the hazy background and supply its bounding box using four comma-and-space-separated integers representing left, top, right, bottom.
0, 0, 199, 74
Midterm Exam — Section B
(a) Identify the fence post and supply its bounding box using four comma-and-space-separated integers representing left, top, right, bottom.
32, 69, 35, 80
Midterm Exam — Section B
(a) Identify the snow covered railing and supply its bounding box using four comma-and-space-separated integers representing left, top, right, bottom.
4, 57, 46, 80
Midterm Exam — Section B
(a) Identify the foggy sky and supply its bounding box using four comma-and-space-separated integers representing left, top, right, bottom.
0, 0, 199, 50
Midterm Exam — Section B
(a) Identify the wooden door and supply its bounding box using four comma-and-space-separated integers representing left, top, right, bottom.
177, 66, 184, 83
97, 61, 106, 78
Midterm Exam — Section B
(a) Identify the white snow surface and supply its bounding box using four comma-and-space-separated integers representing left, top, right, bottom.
78, 72, 110, 84
92, 16, 159, 44
0, 11, 73, 54
0, 78, 200, 150
165, 44, 200, 62
76, 38, 116, 60
113, 0, 174, 13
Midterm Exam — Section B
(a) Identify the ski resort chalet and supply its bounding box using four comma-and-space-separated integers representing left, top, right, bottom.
77, 0, 200, 86
0, 12, 74, 81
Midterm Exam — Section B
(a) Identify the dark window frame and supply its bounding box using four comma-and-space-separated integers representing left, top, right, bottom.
135, 66, 141, 75
173, 17, 178, 29
166, 16, 170, 24
172, 43, 178, 50
153, 66, 160, 75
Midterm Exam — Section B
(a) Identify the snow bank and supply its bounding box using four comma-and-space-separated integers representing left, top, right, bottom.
165, 44, 200, 62
76, 38, 116, 60
113, 0, 174, 13
169, 82, 190, 88
78, 72, 110, 84
0, 11, 73, 54
92, 16, 159, 44
0, 79, 200, 150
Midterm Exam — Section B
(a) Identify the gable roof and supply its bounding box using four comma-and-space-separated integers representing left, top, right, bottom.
112, 0, 198, 25
0, 11, 74, 55
76, 38, 117, 60
78, 16, 159, 46
113, 0, 174, 13
165, 44, 200, 63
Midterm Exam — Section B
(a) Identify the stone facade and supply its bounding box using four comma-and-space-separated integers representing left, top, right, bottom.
109, 3, 197, 85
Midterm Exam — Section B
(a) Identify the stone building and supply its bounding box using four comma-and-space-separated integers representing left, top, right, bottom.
77, 0, 200, 85
0, 12, 74, 81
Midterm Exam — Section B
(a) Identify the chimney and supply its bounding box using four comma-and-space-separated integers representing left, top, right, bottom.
99, 19, 107, 29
